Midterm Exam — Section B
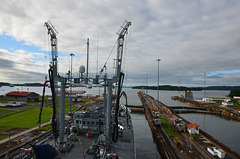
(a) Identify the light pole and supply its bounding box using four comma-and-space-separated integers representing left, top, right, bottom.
204, 72, 206, 101
156, 59, 161, 104
17, 88, 19, 102
146, 73, 148, 94
70, 53, 75, 112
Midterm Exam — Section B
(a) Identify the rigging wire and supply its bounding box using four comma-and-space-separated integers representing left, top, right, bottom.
123, 31, 129, 77
48, 31, 51, 62
122, 27, 131, 86
100, 39, 118, 73
58, 58, 70, 70
73, 47, 87, 69
97, 30, 99, 75
42, 26, 49, 75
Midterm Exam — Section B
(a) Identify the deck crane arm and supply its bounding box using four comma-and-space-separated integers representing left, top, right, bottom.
103, 21, 131, 145
44, 21, 60, 142
44, 21, 58, 77
114, 21, 131, 82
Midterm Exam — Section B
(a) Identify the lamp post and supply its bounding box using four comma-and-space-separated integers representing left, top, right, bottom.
156, 59, 161, 105
204, 72, 206, 102
70, 53, 75, 112
146, 73, 148, 94
17, 88, 19, 102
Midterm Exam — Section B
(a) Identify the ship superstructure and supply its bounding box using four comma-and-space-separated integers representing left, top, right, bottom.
39, 20, 134, 158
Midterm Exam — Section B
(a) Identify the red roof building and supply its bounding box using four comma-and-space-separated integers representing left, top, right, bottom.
6, 91, 32, 96
186, 123, 200, 135
186, 123, 200, 128
6, 91, 40, 102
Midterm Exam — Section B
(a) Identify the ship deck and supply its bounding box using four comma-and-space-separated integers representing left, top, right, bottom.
51, 116, 135, 159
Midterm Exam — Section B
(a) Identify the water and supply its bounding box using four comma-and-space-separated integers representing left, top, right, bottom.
1, 86, 239, 156
179, 113, 240, 153
132, 114, 161, 159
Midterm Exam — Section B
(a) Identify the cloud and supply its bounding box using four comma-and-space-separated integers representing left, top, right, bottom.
0, 0, 240, 86
0, 49, 48, 83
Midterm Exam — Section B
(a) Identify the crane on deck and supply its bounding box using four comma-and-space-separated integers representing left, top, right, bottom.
43, 20, 131, 152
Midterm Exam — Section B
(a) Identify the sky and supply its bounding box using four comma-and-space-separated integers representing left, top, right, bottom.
0, 0, 240, 87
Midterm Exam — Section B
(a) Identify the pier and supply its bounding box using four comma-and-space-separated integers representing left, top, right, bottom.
127, 105, 144, 113
168, 106, 221, 114
138, 91, 240, 159
172, 96, 240, 121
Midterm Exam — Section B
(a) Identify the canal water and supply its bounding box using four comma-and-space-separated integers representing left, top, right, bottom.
1, 86, 240, 156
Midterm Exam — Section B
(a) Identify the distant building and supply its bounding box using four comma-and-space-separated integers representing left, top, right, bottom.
222, 99, 233, 107
184, 90, 193, 99
5, 91, 40, 102
186, 123, 199, 135
233, 96, 240, 99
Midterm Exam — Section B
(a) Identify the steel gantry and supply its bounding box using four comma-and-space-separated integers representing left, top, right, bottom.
44, 21, 131, 147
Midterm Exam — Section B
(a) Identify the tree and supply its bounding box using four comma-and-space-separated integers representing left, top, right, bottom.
228, 89, 240, 98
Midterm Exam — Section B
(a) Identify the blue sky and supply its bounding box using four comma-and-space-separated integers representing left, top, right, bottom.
0, 0, 240, 86
0, 34, 41, 53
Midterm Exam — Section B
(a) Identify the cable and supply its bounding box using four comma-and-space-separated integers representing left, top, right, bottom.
100, 40, 118, 73
58, 57, 70, 69
48, 67, 58, 141
112, 72, 125, 143
38, 80, 50, 127
73, 47, 87, 69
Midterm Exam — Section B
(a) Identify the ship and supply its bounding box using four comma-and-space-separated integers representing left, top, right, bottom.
33, 20, 134, 159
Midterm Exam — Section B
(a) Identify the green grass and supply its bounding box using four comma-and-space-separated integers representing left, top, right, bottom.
231, 99, 240, 108
164, 128, 181, 137
65, 105, 78, 113
0, 109, 30, 119
0, 107, 12, 111
82, 98, 90, 102
38, 124, 52, 131
0, 135, 8, 140
26, 101, 41, 106
210, 97, 226, 99
212, 98, 240, 108
0, 96, 90, 140
159, 115, 170, 127
0, 108, 53, 133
